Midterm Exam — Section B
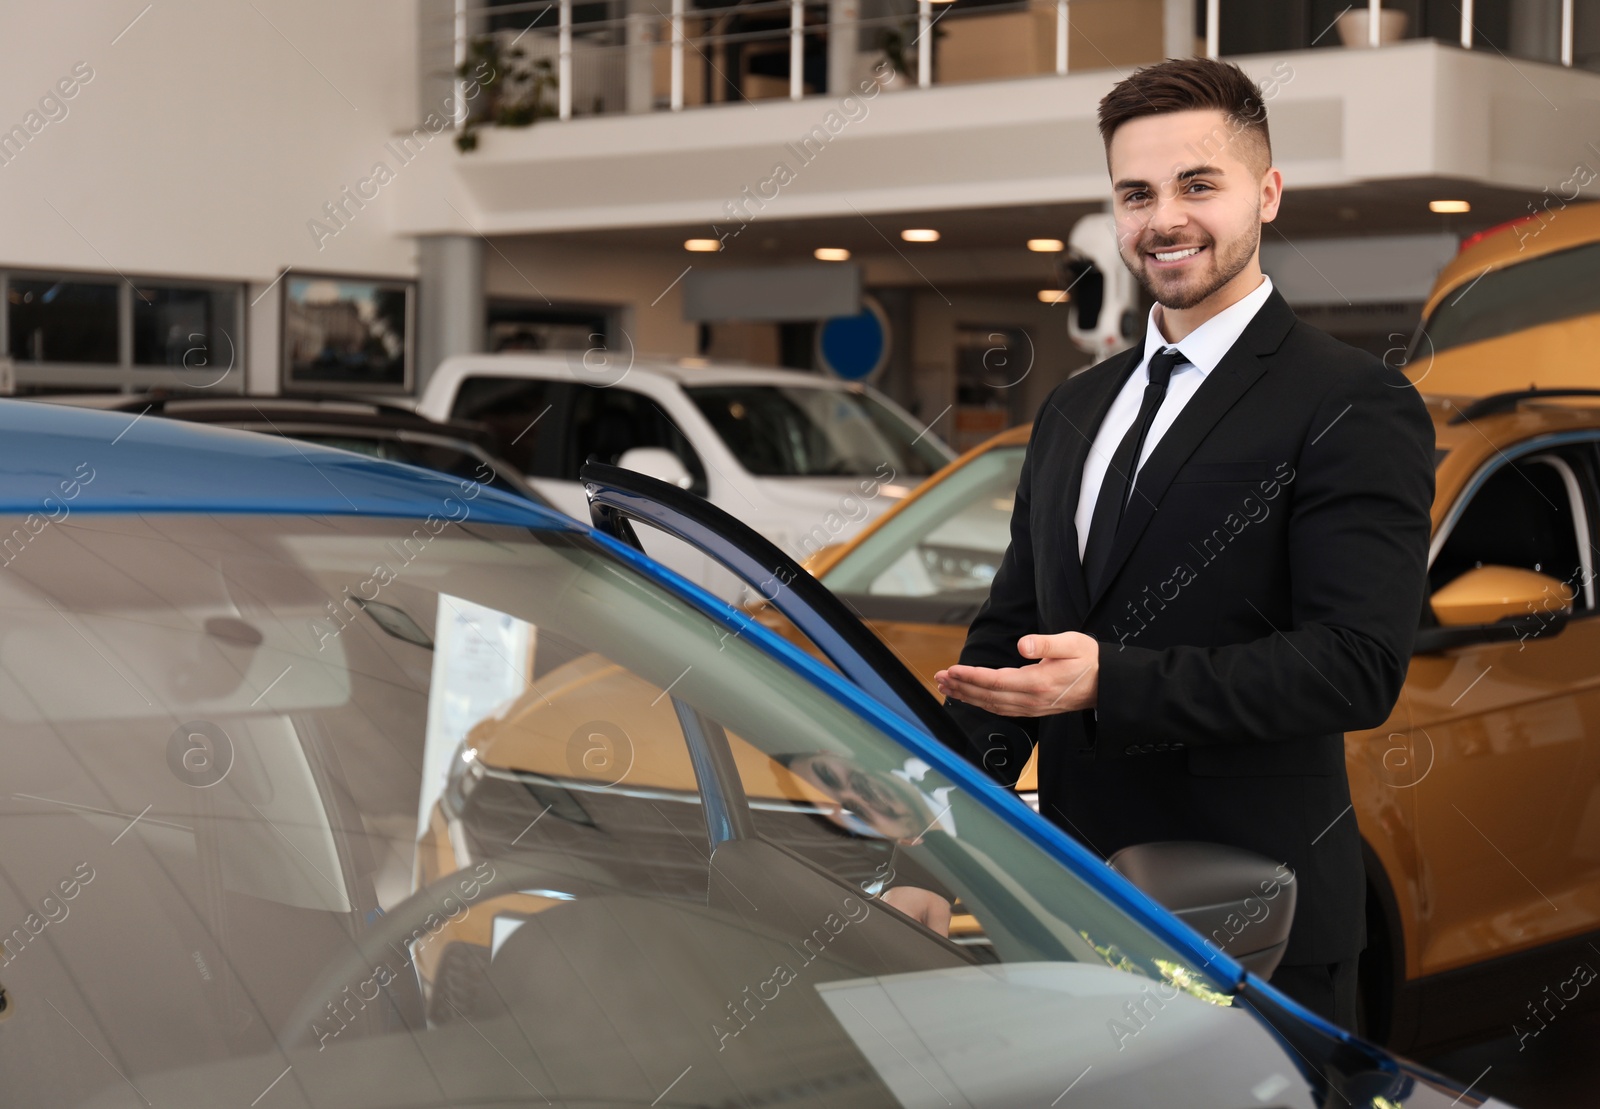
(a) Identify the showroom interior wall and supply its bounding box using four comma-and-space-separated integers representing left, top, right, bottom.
482, 239, 701, 359
0, 0, 419, 392
907, 289, 1090, 442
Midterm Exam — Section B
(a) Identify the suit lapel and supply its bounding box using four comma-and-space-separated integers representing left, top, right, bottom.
1043, 346, 1144, 621
1083, 288, 1297, 618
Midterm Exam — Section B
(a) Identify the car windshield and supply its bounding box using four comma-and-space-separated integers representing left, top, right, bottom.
0, 510, 1302, 1107
1419, 239, 1600, 356
687, 384, 950, 478
822, 444, 1025, 626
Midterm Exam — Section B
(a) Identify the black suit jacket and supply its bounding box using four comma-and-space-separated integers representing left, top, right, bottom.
945, 287, 1435, 965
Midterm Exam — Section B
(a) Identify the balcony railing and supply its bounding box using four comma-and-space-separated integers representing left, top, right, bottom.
419, 0, 1594, 133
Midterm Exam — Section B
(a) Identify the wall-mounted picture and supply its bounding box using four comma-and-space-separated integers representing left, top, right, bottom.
282, 272, 413, 391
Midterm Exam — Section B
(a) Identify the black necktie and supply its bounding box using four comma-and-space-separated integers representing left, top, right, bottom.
1082, 347, 1186, 596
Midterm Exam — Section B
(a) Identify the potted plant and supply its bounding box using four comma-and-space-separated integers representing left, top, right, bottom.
455, 34, 558, 152
879, 14, 947, 89
1336, 5, 1409, 47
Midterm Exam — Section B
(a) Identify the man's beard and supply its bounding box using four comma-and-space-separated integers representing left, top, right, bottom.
1122, 217, 1260, 311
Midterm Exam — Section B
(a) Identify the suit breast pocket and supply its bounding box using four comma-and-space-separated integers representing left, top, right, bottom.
1170, 459, 1274, 484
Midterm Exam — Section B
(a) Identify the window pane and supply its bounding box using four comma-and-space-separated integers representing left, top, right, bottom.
450, 375, 562, 477
0, 512, 1238, 1106
7, 278, 119, 364
823, 445, 1024, 622
688, 384, 947, 479
1424, 240, 1600, 354
1431, 457, 1583, 604
565, 384, 707, 495
132, 284, 238, 369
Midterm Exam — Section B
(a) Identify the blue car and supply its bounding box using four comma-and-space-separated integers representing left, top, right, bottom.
0, 401, 1497, 1107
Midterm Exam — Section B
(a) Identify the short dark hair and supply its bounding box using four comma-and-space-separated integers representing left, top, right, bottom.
1097, 57, 1272, 176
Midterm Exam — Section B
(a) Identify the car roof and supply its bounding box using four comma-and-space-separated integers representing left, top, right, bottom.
1424, 199, 1600, 318
0, 399, 571, 528
164, 404, 496, 442
34, 391, 479, 436
439, 353, 876, 391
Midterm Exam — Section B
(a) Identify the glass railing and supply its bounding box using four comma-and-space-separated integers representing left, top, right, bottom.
423, 0, 1595, 136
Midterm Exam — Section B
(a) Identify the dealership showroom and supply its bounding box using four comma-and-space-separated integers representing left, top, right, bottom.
0, 0, 1598, 1106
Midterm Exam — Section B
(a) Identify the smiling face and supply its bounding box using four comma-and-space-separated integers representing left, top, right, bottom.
1108, 109, 1282, 314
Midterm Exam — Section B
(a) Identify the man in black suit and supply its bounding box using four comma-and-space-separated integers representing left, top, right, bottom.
934, 57, 1435, 1027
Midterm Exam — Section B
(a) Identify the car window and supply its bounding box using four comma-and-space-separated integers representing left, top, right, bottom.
1420, 240, 1600, 356
448, 375, 565, 478
1430, 451, 1594, 611
387, 439, 527, 499
822, 445, 1024, 624
0, 512, 1255, 1107
289, 433, 535, 502
687, 384, 949, 479
564, 384, 708, 496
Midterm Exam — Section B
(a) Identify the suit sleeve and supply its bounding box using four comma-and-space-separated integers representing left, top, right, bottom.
942, 390, 1053, 784
1094, 361, 1435, 748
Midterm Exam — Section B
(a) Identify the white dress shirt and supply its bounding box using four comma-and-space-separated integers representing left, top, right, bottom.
1074, 275, 1276, 561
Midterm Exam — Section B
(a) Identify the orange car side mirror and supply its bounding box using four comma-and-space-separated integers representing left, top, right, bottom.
1431, 565, 1572, 627
1415, 565, 1573, 653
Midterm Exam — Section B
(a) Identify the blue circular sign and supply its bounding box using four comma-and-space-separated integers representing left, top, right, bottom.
817, 297, 890, 382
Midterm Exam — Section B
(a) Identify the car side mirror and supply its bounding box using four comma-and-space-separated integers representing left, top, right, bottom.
1109, 841, 1296, 980
1414, 565, 1572, 653
616, 447, 693, 490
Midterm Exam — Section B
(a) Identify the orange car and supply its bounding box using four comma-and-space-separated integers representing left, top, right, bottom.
1405, 199, 1600, 399
773, 218, 1600, 1055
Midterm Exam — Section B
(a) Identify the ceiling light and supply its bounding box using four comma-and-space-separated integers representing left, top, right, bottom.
900, 229, 940, 242
814, 247, 851, 261
1429, 200, 1471, 214
1028, 238, 1065, 252
1038, 289, 1070, 304
684, 238, 722, 252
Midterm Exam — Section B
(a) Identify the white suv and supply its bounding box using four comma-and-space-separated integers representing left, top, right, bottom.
416, 354, 955, 597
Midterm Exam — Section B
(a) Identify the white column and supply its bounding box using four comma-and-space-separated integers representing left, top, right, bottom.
454, 0, 469, 125
1163, 0, 1194, 57
1461, 0, 1474, 48
827, 0, 858, 95
625, 0, 654, 113
1562, 0, 1574, 66
559, 0, 573, 119
791, 0, 804, 99
917, 0, 931, 87
1205, 0, 1219, 58
417, 236, 485, 394
246, 278, 280, 395
671, 0, 685, 110
1055, 0, 1068, 74
1368, 0, 1381, 46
